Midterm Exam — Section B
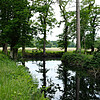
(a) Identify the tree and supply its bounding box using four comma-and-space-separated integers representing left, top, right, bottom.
0, 0, 12, 54
76, 0, 81, 52
80, 0, 91, 52
95, 37, 100, 48
80, 0, 100, 52
57, 0, 75, 52
89, 5, 100, 52
32, 0, 56, 55
0, 0, 32, 59
18, 17, 33, 57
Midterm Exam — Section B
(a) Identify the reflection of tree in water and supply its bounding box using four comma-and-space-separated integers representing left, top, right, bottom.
36, 58, 57, 99
57, 64, 100, 100
57, 64, 76, 100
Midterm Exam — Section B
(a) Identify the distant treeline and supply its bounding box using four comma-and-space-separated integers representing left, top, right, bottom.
25, 37, 100, 49
27, 40, 76, 48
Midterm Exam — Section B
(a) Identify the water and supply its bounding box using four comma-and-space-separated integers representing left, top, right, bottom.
19, 59, 100, 100
25, 60, 63, 100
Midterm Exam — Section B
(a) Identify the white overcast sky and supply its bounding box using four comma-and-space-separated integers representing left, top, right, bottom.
30, 0, 100, 41
46, 0, 100, 41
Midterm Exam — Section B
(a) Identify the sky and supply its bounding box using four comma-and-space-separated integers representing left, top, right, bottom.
46, 0, 100, 41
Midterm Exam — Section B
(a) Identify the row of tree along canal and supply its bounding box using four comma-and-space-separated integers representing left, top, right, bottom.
0, 0, 100, 59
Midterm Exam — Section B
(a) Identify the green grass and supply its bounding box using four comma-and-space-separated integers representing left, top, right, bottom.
0, 53, 43, 100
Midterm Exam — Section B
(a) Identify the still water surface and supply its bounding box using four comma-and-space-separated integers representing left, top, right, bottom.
20, 59, 100, 100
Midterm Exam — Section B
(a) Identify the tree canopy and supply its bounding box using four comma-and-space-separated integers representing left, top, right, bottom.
0, 0, 100, 58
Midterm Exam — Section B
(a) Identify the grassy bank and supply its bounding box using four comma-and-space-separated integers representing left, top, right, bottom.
0, 53, 44, 100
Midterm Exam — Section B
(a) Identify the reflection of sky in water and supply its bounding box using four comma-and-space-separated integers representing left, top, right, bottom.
25, 60, 63, 100
25, 60, 78, 100
18, 60, 100, 100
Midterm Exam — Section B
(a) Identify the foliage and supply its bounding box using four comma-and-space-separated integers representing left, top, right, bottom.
0, 0, 33, 58
84, 49, 100, 78
61, 53, 88, 67
31, 0, 57, 54
94, 37, 100, 48
27, 39, 75, 48
87, 46, 100, 69
80, 0, 92, 48
57, 34, 70, 49
91, 51, 100, 68
57, 63, 100, 99
61, 49, 100, 73
57, 0, 75, 52
32, 90, 49, 100
46, 41, 58, 48
0, 53, 50, 99
97, 44, 100, 52
68, 42, 76, 47
0, 53, 40, 99
84, 34, 93, 49
80, 0, 100, 51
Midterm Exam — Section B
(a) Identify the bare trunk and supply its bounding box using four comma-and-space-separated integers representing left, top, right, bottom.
13, 48, 18, 60
91, 15, 97, 52
43, 34, 46, 56
43, 19, 46, 56
65, 46, 67, 52
65, 38, 67, 52
83, 32, 87, 54
10, 46, 13, 59
2, 43, 8, 55
64, 26, 68, 52
91, 46, 94, 52
91, 29, 95, 52
76, 0, 81, 52
10, 46, 18, 59
22, 45, 25, 57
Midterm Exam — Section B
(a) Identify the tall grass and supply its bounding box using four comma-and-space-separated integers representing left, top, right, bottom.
0, 54, 39, 100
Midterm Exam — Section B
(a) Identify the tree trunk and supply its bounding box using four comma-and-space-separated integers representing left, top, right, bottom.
83, 32, 87, 54
91, 28, 95, 52
2, 43, 8, 55
43, 34, 46, 56
10, 46, 13, 59
65, 37, 67, 52
43, 18, 46, 56
64, 26, 68, 52
76, 0, 81, 52
13, 48, 18, 60
10, 46, 18, 60
65, 45, 67, 52
91, 45, 94, 52
91, 15, 97, 52
91, 35, 95, 52
22, 45, 25, 58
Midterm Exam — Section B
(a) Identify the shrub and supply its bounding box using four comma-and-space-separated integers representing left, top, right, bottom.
97, 45, 100, 52
88, 51, 100, 68
61, 53, 87, 67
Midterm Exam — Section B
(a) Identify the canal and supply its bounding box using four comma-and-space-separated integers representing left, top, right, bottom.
19, 59, 100, 100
